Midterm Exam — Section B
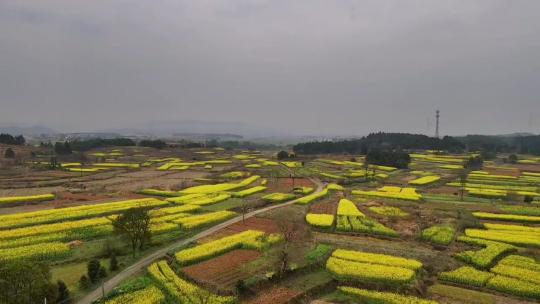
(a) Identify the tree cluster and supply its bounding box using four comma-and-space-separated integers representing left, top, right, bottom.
464, 155, 484, 170
0, 133, 25, 145
0, 259, 71, 304
366, 149, 411, 169
138, 139, 167, 149
293, 132, 464, 155
54, 142, 72, 155
69, 138, 135, 151
457, 134, 540, 155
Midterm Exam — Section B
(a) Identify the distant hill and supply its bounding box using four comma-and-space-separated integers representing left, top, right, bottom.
0, 124, 57, 136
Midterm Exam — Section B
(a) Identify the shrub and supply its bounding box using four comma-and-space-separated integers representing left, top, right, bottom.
88, 259, 102, 284
79, 275, 90, 290
305, 244, 333, 265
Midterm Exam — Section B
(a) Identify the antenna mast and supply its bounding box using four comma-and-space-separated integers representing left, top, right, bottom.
435, 110, 440, 139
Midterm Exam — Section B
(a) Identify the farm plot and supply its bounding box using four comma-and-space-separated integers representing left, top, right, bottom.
182, 249, 261, 290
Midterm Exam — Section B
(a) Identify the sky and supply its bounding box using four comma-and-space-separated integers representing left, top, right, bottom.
1, 0, 539, 136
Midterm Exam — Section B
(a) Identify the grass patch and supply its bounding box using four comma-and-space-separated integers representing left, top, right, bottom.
201, 198, 246, 211
428, 284, 495, 304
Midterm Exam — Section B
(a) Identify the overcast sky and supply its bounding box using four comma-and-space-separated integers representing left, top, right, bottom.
1, 0, 539, 136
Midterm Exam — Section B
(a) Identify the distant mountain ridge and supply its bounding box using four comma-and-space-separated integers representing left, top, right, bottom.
0, 124, 57, 135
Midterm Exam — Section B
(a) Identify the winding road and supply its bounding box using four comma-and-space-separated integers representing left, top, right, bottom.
78, 177, 323, 304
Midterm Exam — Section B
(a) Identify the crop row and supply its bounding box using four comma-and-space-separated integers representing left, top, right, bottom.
491, 264, 540, 285
439, 266, 494, 287
305, 213, 334, 228
178, 176, 260, 194
498, 255, 540, 272
331, 249, 422, 270
326, 256, 415, 285
352, 186, 422, 201
456, 237, 516, 268
338, 286, 437, 304
369, 206, 409, 217
0, 193, 55, 206
168, 193, 231, 206
337, 199, 364, 216
0, 242, 71, 261
262, 192, 296, 203
438, 257, 540, 299
104, 286, 164, 304
175, 230, 278, 265
464, 228, 540, 247
500, 206, 540, 216
232, 186, 267, 197
472, 212, 540, 223
421, 225, 455, 246
172, 211, 237, 229
409, 175, 441, 185
0, 198, 166, 229
337, 215, 398, 237
296, 188, 329, 204
483, 223, 540, 232
148, 261, 234, 304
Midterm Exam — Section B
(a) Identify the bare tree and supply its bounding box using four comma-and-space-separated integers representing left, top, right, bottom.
274, 210, 310, 278
458, 169, 470, 201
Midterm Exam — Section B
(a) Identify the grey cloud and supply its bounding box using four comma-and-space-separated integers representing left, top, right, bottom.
0, 0, 539, 136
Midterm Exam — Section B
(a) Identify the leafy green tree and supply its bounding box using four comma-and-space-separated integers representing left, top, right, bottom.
4, 148, 15, 158
112, 207, 152, 256
56, 280, 71, 304
109, 253, 119, 271
277, 150, 289, 160
87, 259, 101, 284
0, 259, 56, 304
99, 266, 107, 279
79, 275, 90, 290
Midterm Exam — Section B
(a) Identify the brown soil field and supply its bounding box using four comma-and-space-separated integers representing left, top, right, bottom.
200, 217, 280, 243
484, 167, 521, 177
182, 249, 260, 287
246, 287, 302, 304
309, 200, 337, 214
514, 164, 540, 173
266, 177, 314, 193
428, 186, 460, 195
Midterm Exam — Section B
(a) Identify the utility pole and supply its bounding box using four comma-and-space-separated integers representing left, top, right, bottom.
435, 110, 440, 139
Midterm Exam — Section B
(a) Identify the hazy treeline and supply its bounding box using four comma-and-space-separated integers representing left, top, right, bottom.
293, 133, 464, 155
293, 132, 540, 156
0, 133, 25, 145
